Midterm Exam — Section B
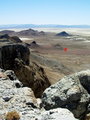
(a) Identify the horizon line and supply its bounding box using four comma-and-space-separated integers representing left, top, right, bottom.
0, 24, 90, 26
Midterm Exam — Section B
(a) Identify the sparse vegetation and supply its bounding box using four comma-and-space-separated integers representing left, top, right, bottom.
84, 114, 90, 120
5, 111, 20, 120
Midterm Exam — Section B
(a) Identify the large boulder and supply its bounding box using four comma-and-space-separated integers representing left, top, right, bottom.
41, 70, 90, 118
36, 108, 78, 120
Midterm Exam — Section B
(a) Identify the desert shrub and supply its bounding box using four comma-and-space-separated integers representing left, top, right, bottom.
5, 111, 20, 120
84, 114, 90, 120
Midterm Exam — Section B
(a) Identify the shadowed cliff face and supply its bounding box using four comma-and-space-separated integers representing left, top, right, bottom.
0, 43, 30, 70
0, 34, 51, 98
14, 59, 50, 97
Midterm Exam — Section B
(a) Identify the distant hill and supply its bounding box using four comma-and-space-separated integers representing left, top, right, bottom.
0, 34, 22, 43
0, 24, 90, 29
0, 28, 45, 37
17, 29, 45, 36
29, 41, 40, 48
0, 30, 15, 35
56, 31, 70, 36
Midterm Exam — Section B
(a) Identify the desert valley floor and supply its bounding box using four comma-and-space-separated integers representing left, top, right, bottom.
1, 28, 90, 84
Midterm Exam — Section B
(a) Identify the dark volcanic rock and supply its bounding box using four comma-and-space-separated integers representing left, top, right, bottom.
0, 43, 30, 70
30, 41, 40, 48
0, 34, 22, 43
0, 34, 10, 39
10, 36, 22, 43
32, 41, 36, 44
56, 31, 70, 36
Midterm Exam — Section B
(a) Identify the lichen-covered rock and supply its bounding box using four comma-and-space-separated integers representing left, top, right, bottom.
42, 70, 90, 118
0, 69, 41, 120
36, 108, 78, 120
75, 70, 90, 94
0, 68, 88, 120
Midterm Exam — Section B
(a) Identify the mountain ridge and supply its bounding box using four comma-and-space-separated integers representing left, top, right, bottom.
0, 24, 90, 29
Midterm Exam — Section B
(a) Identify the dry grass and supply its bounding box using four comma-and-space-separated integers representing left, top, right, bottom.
5, 111, 20, 120
84, 114, 90, 120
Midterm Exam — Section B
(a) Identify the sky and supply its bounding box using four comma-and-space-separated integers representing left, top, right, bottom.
0, 0, 90, 25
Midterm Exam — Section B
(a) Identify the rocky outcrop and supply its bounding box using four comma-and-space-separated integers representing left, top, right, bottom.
0, 68, 90, 120
41, 70, 90, 119
0, 34, 10, 39
29, 41, 40, 48
0, 35, 50, 98
0, 34, 22, 43
10, 36, 22, 43
0, 69, 40, 120
14, 59, 50, 98
0, 69, 78, 120
0, 43, 30, 70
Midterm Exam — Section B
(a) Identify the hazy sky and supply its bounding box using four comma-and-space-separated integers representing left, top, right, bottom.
0, 0, 90, 25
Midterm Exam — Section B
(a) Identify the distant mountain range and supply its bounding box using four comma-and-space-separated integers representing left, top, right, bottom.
0, 29, 45, 37
0, 24, 90, 29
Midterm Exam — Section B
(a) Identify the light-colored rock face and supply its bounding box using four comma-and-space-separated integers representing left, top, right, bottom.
42, 70, 90, 118
36, 108, 78, 120
0, 69, 41, 120
75, 70, 90, 93
0, 69, 78, 120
